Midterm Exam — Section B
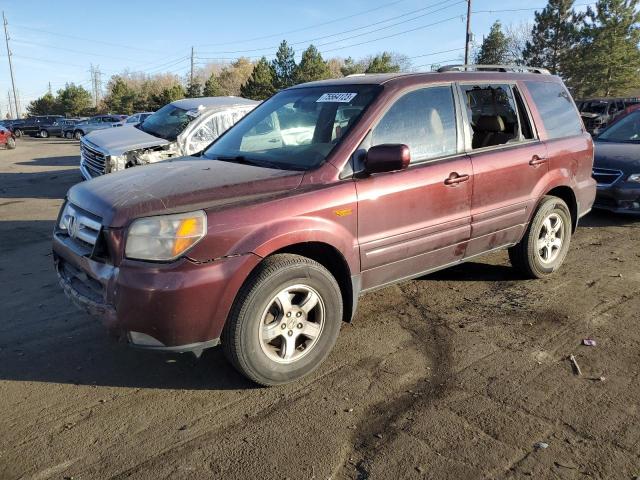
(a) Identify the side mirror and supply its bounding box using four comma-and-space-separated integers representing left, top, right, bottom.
364, 144, 411, 174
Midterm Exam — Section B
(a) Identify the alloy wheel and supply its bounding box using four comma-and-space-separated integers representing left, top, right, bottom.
258, 284, 325, 364
537, 213, 564, 264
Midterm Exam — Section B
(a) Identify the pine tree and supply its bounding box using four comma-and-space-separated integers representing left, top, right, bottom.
365, 52, 401, 73
186, 79, 203, 98
203, 73, 223, 96
26, 92, 59, 116
294, 45, 331, 84
340, 57, 365, 76
475, 21, 510, 64
271, 40, 296, 89
573, 0, 640, 97
105, 76, 136, 113
523, 0, 582, 75
240, 57, 276, 100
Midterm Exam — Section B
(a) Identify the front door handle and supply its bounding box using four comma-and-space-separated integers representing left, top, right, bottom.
444, 172, 470, 186
529, 155, 548, 167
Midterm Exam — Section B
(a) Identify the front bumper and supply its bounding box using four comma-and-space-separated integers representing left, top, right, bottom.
53, 232, 261, 353
594, 181, 640, 214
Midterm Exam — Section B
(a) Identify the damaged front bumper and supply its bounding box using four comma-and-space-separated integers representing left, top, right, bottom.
53, 232, 261, 355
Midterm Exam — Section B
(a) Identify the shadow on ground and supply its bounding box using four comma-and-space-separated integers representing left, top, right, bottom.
17, 155, 80, 167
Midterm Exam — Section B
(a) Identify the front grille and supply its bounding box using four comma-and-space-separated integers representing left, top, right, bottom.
80, 140, 106, 178
592, 167, 623, 186
58, 203, 103, 255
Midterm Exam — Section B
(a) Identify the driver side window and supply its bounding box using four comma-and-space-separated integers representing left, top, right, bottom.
371, 86, 457, 164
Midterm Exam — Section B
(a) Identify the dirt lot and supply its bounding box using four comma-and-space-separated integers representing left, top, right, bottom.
0, 137, 639, 480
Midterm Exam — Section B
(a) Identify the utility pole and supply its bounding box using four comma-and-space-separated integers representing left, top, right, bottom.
3, 12, 19, 118
7, 91, 14, 118
464, 0, 472, 65
90, 64, 102, 107
190, 46, 195, 87
48, 82, 52, 95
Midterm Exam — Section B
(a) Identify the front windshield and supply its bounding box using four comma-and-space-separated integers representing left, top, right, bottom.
203, 85, 381, 170
139, 104, 195, 141
582, 102, 607, 114
597, 111, 640, 143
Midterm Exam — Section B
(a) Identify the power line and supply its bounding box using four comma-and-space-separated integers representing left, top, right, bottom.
197, 0, 410, 47
11, 38, 160, 63
472, 2, 593, 14
198, 0, 464, 55
319, 14, 465, 54
10, 23, 170, 55
407, 47, 465, 60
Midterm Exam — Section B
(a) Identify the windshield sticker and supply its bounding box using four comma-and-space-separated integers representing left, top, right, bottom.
316, 93, 357, 103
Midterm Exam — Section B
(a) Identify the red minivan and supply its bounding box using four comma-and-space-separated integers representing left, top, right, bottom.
53, 66, 596, 385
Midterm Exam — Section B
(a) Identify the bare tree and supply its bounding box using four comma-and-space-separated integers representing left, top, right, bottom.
505, 22, 533, 65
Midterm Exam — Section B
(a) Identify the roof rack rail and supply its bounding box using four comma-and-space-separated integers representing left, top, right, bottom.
437, 64, 551, 75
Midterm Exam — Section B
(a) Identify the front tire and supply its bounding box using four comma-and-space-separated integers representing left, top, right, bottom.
40, 129, 49, 138
13, 129, 22, 137
509, 196, 572, 278
6, 137, 16, 149
222, 254, 343, 386
73, 130, 83, 140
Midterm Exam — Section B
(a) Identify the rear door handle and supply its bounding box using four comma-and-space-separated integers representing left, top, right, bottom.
444, 172, 470, 186
529, 155, 548, 167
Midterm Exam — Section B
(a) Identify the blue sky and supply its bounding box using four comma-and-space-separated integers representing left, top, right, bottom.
0, 0, 591, 115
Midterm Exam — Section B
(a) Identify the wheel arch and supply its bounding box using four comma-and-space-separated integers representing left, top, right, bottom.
270, 241, 356, 323
544, 185, 578, 232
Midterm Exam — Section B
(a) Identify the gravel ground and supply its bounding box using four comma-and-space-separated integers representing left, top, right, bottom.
1, 137, 639, 480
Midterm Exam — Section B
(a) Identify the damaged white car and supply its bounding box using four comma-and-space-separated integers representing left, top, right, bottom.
79, 96, 259, 180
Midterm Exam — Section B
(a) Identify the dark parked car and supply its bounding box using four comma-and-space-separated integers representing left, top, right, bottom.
20, 115, 65, 137
592, 109, 640, 214
0, 125, 16, 149
53, 65, 595, 386
6, 118, 26, 137
63, 115, 127, 140
579, 97, 640, 135
41, 118, 83, 138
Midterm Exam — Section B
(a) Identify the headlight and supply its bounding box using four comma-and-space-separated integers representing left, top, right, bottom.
628, 173, 640, 183
108, 154, 127, 172
125, 210, 207, 261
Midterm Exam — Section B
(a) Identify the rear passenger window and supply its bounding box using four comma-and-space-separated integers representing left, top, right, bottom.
525, 81, 583, 140
371, 86, 457, 163
461, 84, 530, 149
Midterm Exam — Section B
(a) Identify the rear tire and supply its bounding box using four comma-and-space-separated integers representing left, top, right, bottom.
222, 254, 343, 386
40, 129, 49, 138
13, 129, 22, 137
509, 196, 572, 279
73, 130, 83, 140
6, 137, 16, 149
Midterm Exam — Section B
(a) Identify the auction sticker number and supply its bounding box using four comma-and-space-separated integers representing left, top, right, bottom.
316, 93, 357, 103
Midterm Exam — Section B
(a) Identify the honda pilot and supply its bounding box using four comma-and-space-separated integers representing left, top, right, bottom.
53, 66, 596, 386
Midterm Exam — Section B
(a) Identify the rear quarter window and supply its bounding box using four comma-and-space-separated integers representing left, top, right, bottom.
525, 81, 583, 140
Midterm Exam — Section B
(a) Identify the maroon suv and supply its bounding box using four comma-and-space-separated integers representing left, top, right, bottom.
53, 66, 596, 386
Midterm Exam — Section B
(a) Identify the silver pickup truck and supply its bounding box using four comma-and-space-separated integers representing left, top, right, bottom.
79, 97, 258, 180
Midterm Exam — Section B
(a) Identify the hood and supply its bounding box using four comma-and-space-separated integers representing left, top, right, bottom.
84, 126, 169, 155
67, 158, 304, 228
594, 141, 640, 173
